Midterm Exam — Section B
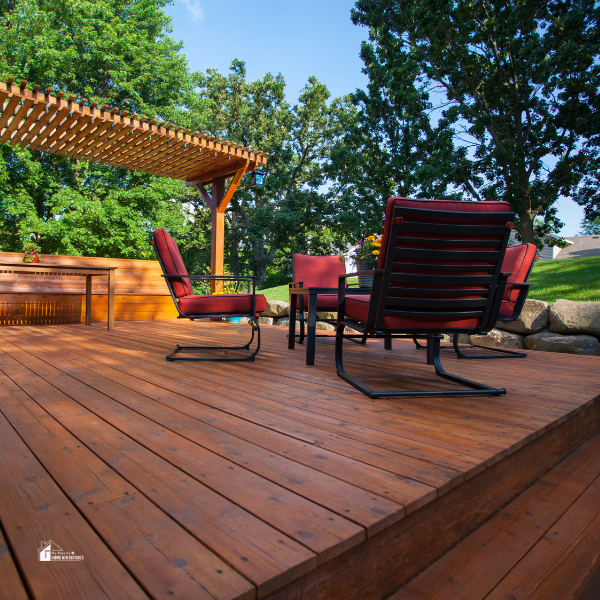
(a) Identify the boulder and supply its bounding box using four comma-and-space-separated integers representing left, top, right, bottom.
316, 321, 335, 331
258, 316, 274, 325
549, 300, 600, 335
525, 331, 599, 355
470, 328, 525, 349
261, 300, 289, 318
496, 299, 549, 334
316, 311, 337, 320
274, 317, 289, 327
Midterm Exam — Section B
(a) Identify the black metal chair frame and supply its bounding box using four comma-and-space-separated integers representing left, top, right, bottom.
152, 238, 261, 362
335, 204, 514, 399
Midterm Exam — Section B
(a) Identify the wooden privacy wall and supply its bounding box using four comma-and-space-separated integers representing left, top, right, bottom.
0, 252, 178, 324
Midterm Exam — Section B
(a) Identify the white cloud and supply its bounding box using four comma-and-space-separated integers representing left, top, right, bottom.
180, 0, 204, 22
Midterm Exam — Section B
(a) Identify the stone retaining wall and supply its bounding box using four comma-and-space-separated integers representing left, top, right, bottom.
260, 298, 600, 356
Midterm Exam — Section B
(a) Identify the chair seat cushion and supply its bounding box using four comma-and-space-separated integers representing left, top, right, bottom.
498, 299, 515, 319
296, 293, 368, 311
344, 296, 480, 331
178, 293, 267, 316
314, 294, 339, 310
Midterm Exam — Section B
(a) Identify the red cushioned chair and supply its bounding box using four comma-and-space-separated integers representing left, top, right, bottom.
291, 253, 347, 344
151, 228, 267, 361
335, 197, 515, 398
449, 243, 537, 359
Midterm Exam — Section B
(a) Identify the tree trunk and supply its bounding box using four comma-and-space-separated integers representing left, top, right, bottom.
515, 209, 535, 244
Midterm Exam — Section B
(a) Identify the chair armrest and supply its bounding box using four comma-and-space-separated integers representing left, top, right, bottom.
338, 270, 378, 279
161, 274, 255, 282
289, 280, 304, 288
500, 282, 533, 323
482, 272, 510, 332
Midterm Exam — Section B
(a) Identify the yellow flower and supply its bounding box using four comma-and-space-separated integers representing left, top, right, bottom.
366, 235, 375, 241
372, 239, 381, 247
372, 250, 380, 255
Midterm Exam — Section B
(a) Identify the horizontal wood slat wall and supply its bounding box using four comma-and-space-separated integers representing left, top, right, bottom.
0, 252, 178, 324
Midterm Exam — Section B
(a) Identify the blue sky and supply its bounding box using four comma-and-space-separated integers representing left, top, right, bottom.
164, 0, 585, 236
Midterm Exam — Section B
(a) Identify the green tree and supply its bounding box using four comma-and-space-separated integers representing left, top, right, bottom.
327, 34, 467, 241
0, 0, 196, 257
578, 217, 600, 235
351, 0, 600, 244
189, 60, 347, 285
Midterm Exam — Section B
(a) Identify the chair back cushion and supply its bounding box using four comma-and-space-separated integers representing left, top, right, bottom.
152, 228, 193, 298
371, 197, 513, 332
293, 254, 346, 289
502, 243, 536, 302
498, 243, 537, 318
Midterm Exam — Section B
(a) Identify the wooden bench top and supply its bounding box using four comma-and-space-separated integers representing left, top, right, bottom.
0, 251, 170, 296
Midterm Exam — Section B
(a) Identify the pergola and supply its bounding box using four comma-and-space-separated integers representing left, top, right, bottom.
0, 78, 268, 286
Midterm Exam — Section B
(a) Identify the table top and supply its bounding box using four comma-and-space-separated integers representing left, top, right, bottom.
288, 286, 339, 295
0, 261, 117, 274
288, 286, 370, 295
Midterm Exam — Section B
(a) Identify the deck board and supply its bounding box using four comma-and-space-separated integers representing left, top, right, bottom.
0, 320, 598, 600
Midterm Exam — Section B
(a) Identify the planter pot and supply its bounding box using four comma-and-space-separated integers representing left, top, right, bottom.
355, 258, 373, 288
22, 252, 40, 264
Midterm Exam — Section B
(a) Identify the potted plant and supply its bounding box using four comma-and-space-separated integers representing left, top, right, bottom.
352, 235, 381, 287
22, 241, 41, 264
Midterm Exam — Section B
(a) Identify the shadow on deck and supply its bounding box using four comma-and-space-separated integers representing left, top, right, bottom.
0, 319, 598, 600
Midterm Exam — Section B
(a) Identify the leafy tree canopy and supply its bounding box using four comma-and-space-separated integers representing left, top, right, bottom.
188, 60, 349, 285
351, 0, 600, 244
578, 217, 600, 235
0, 0, 197, 258
326, 35, 467, 241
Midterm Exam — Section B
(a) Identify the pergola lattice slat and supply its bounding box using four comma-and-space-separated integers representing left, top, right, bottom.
0, 80, 267, 182
0, 79, 268, 290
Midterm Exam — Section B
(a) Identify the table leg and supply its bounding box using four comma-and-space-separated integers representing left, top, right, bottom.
306, 292, 317, 366
298, 294, 305, 344
288, 293, 297, 349
107, 269, 115, 330
85, 275, 92, 326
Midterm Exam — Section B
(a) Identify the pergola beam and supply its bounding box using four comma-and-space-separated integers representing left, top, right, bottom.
0, 79, 268, 283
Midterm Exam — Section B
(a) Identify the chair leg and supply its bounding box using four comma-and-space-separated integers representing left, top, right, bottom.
336, 329, 506, 399
414, 334, 527, 359
412, 335, 426, 350
452, 334, 528, 359
298, 311, 305, 344
166, 318, 261, 362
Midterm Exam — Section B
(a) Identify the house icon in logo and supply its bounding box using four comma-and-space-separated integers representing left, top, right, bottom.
38, 541, 63, 561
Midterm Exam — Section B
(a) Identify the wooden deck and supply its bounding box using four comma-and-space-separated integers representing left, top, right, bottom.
0, 319, 598, 600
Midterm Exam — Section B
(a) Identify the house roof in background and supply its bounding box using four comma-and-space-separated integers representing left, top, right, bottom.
559, 236, 600, 259
0, 78, 268, 185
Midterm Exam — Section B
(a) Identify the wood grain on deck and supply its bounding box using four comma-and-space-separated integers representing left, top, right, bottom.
0, 320, 598, 600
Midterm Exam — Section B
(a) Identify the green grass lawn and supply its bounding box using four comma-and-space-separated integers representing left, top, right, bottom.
528, 256, 600, 303
260, 257, 600, 304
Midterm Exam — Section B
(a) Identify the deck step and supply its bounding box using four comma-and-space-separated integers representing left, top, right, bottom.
389, 432, 600, 600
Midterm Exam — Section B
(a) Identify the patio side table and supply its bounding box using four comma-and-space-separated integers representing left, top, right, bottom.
288, 286, 337, 366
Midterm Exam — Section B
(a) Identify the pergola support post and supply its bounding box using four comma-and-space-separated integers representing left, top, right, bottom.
211, 176, 226, 293
196, 163, 249, 293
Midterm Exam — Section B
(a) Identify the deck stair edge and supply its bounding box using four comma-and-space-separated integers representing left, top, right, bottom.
388, 432, 600, 600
